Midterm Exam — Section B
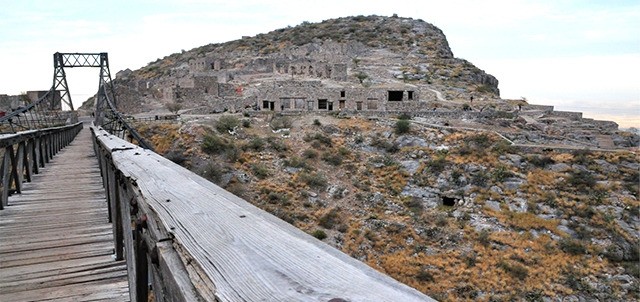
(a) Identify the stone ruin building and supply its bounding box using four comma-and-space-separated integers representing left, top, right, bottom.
0, 90, 62, 114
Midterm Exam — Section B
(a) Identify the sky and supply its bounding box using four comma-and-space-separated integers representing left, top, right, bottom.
1, 0, 638, 127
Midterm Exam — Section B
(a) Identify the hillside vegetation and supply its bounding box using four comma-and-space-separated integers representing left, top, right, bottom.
137, 114, 639, 301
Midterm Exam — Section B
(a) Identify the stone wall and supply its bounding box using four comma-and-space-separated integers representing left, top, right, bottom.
522, 104, 554, 112
549, 111, 583, 120
254, 81, 424, 112
591, 120, 619, 131
0, 94, 17, 111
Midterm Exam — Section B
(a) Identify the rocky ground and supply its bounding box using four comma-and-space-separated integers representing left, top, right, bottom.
135, 112, 639, 301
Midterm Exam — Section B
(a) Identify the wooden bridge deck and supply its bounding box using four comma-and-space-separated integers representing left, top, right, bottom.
0, 127, 129, 301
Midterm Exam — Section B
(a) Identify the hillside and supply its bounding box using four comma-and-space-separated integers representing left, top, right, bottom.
82, 15, 499, 114
93, 15, 639, 301
136, 114, 638, 301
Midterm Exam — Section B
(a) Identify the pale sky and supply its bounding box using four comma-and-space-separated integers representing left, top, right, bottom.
1, 0, 638, 127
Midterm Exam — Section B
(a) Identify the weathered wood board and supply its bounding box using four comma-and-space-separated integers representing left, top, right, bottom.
0, 126, 130, 301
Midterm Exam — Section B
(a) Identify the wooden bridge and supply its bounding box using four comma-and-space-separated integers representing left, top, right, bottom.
0, 122, 129, 301
0, 121, 434, 301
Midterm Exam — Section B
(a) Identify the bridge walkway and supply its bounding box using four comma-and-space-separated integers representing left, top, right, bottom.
0, 126, 129, 301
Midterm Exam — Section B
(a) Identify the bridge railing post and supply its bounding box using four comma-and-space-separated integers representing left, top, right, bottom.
0, 147, 11, 209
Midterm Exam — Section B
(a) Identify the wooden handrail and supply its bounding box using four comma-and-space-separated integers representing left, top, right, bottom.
90, 124, 434, 302
0, 122, 83, 209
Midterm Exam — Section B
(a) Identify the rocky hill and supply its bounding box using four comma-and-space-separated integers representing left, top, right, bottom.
135, 113, 638, 301
85, 15, 499, 115
91, 15, 639, 301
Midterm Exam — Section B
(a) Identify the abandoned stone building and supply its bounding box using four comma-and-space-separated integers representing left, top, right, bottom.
141, 50, 434, 113
254, 81, 430, 112
0, 91, 62, 113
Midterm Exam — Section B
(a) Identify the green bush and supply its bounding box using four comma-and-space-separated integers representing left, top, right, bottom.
425, 155, 448, 174
491, 165, 513, 182
318, 208, 340, 229
559, 238, 588, 255
299, 171, 327, 189
270, 116, 292, 130
322, 152, 343, 166
527, 155, 555, 168
251, 163, 270, 179
492, 140, 515, 154
313, 119, 322, 126
498, 260, 529, 280
572, 149, 591, 165
304, 133, 332, 147
267, 191, 290, 205
284, 156, 307, 169
202, 133, 232, 154
468, 133, 493, 149
242, 119, 251, 128
311, 230, 327, 240
215, 115, 240, 133
478, 229, 491, 246
302, 149, 318, 159
565, 170, 596, 190
394, 119, 411, 134
416, 270, 434, 282
471, 171, 489, 187
198, 162, 226, 184
267, 137, 288, 152
244, 137, 265, 151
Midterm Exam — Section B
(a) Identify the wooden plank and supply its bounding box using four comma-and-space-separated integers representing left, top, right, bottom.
0, 278, 129, 302
156, 241, 203, 302
103, 138, 433, 301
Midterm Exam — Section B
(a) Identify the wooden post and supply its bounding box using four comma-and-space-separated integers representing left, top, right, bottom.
0, 149, 10, 209
24, 139, 34, 182
111, 168, 124, 260
14, 142, 25, 192
7, 145, 20, 194
135, 222, 149, 302
120, 183, 138, 302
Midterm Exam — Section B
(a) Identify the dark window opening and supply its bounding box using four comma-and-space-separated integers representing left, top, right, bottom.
318, 99, 328, 110
356, 101, 362, 110
328, 102, 333, 111
339, 100, 345, 109
442, 196, 456, 207
262, 101, 269, 109
340, 90, 346, 98
407, 91, 414, 100
388, 90, 403, 101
